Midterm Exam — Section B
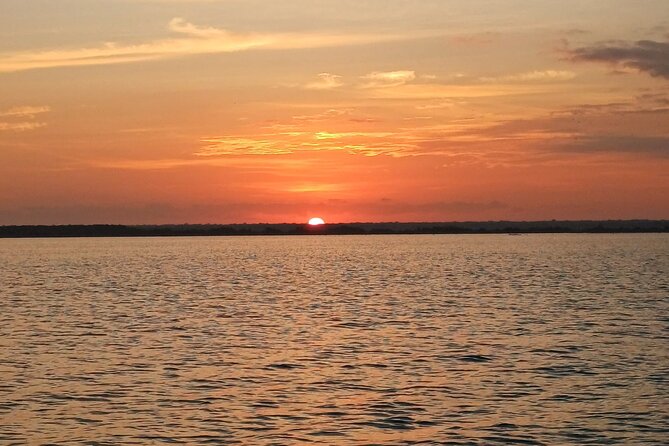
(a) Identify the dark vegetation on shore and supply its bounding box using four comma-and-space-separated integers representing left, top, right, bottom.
0, 220, 667, 238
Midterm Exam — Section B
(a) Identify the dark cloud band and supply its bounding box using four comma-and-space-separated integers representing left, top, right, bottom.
568, 39, 669, 79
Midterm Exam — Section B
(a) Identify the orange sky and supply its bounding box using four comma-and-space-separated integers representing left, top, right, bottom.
1, 0, 668, 224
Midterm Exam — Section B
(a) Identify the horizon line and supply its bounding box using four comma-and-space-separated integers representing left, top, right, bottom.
1, 218, 668, 227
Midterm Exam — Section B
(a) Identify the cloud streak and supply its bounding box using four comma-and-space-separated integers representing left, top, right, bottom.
360, 70, 416, 88
554, 135, 669, 157
0, 18, 412, 73
0, 122, 46, 132
197, 131, 417, 157
0, 105, 51, 117
567, 39, 669, 79
480, 70, 576, 83
0, 105, 50, 132
305, 73, 344, 90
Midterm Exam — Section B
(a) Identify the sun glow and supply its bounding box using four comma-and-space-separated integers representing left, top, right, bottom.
308, 217, 325, 225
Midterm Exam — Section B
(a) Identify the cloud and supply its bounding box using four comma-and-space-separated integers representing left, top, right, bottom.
314, 131, 392, 140
567, 39, 669, 79
193, 83, 669, 162
0, 18, 411, 73
87, 155, 314, 171
304, 73, 344, 90
0, 122, 46, 132
554, 135, 669, 157
168, 17, 232, 38
291, 108, 354, 122
480, 70, 576, 83
360, 70, 416, 88
415, 100, 460, 110
198, 137, 297, 156
197, 130, 419, 157
366, 83, 557, 99
0, 105, 50, 132
432, 98, 669, 159
0, 105, 51, 117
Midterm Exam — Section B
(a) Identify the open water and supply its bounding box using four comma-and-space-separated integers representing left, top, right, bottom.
0, 234, 668, 445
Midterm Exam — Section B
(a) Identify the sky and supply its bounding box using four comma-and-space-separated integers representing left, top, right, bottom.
1, 0, 668, 224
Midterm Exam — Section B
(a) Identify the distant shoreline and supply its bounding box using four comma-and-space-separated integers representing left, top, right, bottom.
0, 220, 667, 238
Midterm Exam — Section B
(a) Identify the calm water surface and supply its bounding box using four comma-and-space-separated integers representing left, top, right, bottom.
1, 234, 668, 445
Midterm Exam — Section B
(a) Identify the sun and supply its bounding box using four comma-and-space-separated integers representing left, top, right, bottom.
308, 217, 325, 226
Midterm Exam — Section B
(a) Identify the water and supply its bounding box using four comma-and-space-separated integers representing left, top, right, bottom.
1, 234, 667, 445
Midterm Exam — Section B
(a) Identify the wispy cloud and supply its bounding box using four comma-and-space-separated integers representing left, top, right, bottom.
197, 130, 419, 157
198, 137, 298, 156
415, 100, 460, 110
314, 131, 392, 140
366, 83, 558, 99
304, 73, 344, 90
480, 70, 576, 83
0, 105, 51, 117
0, 122, 46, 132
553, 135, 669, 157
0, 18, 411, 73
194, 90, 669, 161
566, 39, 669, 79
291, 108, 354, 122
360, 70, 416, 88
0, 105, 50, 132
84, 93, 669, 171
87, 155, 314, 171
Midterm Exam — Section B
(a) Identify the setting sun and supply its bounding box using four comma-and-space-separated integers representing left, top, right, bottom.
308, 217, 325, 226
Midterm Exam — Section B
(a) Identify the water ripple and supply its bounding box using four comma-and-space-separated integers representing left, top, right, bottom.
0, 234, 667, 445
